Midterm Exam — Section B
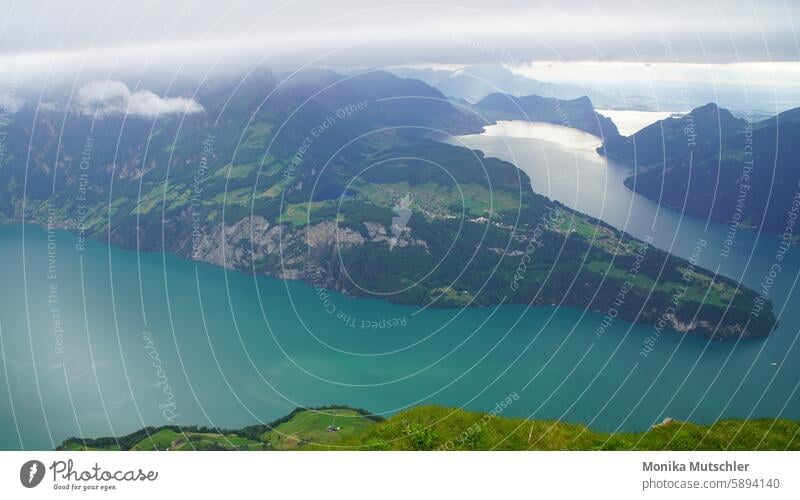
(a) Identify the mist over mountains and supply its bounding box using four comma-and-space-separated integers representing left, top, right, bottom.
0, 66, 775, 339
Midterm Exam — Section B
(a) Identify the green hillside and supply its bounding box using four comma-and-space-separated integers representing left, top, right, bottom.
57, 405, 800, 451
337, 406, 800, 451
0, 68, 775, 340
266, 408, 377, 450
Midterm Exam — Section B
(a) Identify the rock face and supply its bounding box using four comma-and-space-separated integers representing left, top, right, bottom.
0, 67, 777, 342
187, 215, 427, 284
664, 314, 745, 341
364, 222, 428, 250
191, 215, 278, 269
304, 221, 365, 249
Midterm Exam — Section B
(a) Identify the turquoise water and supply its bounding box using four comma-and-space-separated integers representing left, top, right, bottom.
1, 123, 799, 450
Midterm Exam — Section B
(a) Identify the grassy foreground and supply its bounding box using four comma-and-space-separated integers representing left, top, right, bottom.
57, 405, 800, 451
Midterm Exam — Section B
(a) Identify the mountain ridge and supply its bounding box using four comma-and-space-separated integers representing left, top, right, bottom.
474, 92, 620, 138
0, 69, 774, 339
601, 102, 800, 234
56, 404, 800, 451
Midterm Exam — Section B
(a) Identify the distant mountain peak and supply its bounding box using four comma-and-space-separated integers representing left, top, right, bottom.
475, 92, 619, 138
688, 102, 737, 122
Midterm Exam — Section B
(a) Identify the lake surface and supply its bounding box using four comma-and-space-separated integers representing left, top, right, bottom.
2, 121, 800, 450
596, 109, 679, 136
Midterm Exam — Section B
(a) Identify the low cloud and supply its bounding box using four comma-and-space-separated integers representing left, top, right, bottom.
0, 94, 24, 113
74, 80, 203, 118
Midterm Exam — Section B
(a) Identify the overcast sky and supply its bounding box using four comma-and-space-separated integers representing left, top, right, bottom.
3, 0, 798, 61
0, 0, 798, 91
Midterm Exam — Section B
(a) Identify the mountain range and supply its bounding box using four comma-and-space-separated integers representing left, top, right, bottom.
0, 69, 774, 339
474, 93, 619, 138
387, 64, 656, 110
600, 103, 800, 235
388, 65, 591, 103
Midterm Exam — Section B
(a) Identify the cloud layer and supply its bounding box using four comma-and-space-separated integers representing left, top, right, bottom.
0, 94, 24, 113
74, 80, 203, 118
0, 0, 798, 73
